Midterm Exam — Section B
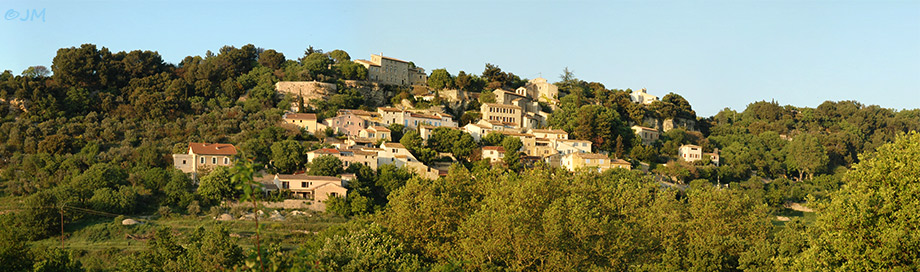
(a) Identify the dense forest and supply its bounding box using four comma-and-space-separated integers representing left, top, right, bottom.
0, 44, 918, 271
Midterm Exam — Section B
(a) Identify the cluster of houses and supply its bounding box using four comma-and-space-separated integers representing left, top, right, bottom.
170, 52, 721, 211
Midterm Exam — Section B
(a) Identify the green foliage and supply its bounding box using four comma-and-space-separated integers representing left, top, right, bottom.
307, 155, 343, 177
480, 131, 505, 146
257, 49, 285, 70
163, 170, 194, 207
72, 163, 128, 193
630, 143, 659, 162
400, 130, 439, 164
0, 219, 33, 271
375, 164, 415, 197
427, 68, 454, 90
300, 220, 425, 271
427, 127, 476, 161
32, 247, 84, 272
387, 124, 405, 143
121, 226, 243, 272
794, 132, 920, 270
501, 136, 523, 171
196, 166, 236, 206
270, 140, 307, 173
379, 165, 772, 270
784, 133, 829, 180
88, 185, 140, 214
550, 102, 632, 153
19, 190, 61, 240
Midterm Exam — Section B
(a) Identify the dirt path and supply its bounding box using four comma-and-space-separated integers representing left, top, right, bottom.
785, 202, 814, 212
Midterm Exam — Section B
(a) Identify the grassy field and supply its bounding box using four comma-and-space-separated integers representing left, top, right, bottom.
28, 208, 349, 271
771, 207, 817, 227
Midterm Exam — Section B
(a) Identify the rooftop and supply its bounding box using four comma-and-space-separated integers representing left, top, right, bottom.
382, 142, 406, 149
483, 146, 506, 152
483, 103, 522, 110
574, 153, 610, 159
530, 129, 567, 134
308, 148, 340, 154
284, 113, 317, 120
189, 143, 238, 156
275, 174, 342, 181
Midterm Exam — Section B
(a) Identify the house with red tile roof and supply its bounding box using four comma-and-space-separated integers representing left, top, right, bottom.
172, 142, 238, 178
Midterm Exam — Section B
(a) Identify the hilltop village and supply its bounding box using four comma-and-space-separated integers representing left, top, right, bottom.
2, 45, 916, 271
173, 53, 717, 211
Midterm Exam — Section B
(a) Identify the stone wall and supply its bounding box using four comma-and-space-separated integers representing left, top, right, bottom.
343, 80, 396, 107
275, 81, 337, 102
223, 199, 328, 212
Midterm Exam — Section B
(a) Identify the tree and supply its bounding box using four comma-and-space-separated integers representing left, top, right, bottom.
196, 166, 236, 206
336, 60, 367, 80
38, 134, 73, 155
17, 190, 60, 240
328, 49, 351, 63
32, 248, 84, 272
76, 163, 127, 191
784, 133, 828, 180
481, 131, 505, 146
191, 226, 245, 271
427, 127, 458, 153
375, 164, 414, 197
22, 65, 50, 78
230, 156, 264, 272
502, 137, 523, 171
452, 133, 477, 162
400, 130, 424, 152
427, 68, 453, 90
305, 221, 425, 271
257, 49, 285, 70
271, 140, 306, 173
163, 170, 193, 207
307, 155, 343, 176
558, 67, 578, 94
482, 63, 505, 85
52, 44, 105, 88
454, 71, 471, 91
0, 221, 32, 271
794, 132, 920, 270
387, 124, 405, 142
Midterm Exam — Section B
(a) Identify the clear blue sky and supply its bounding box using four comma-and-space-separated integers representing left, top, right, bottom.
2, 0, 918, 116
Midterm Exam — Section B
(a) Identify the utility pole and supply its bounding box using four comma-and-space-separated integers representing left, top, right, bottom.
60, 204, 64, 249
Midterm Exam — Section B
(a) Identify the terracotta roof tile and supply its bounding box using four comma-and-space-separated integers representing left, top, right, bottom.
189, 143, 238, 156
285, 113, 317, 120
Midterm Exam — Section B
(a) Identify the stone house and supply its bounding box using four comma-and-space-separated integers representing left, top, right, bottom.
284, 112, 318, 133
482, 146, 505, 163
631, 125, 660, 145
172, 143, 237, 179
273, 174, 347, 204
354, 54, 427, 86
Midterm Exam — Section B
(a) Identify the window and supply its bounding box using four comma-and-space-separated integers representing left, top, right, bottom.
200, 157, 205, 164
182, 160, 187, 165
599, 159, 604, 164
301, 182, 307, 188
212, 157, 216, 164
224, 157, 229, 164
282, 182, 289, 189
585, 159, 591, 163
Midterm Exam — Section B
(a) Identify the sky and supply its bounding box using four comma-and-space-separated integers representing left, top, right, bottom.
1, 0, 918, 117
